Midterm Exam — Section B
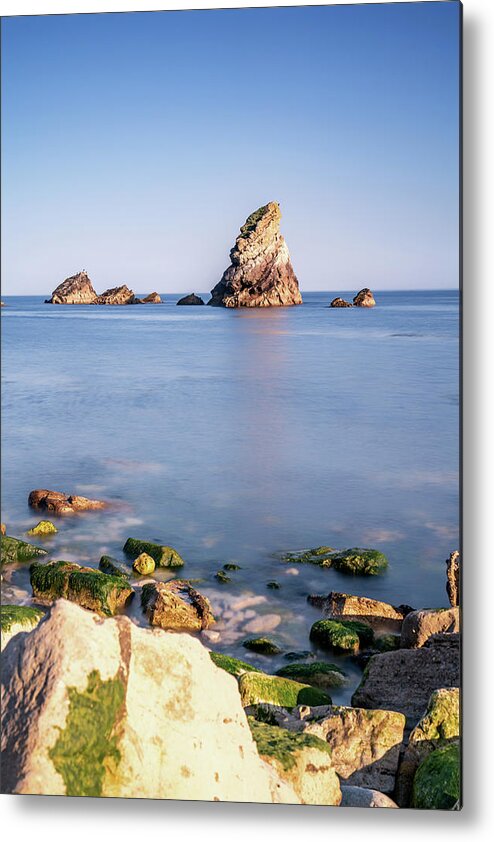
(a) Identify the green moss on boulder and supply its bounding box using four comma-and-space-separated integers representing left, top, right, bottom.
310, 619, 373, 652
412, 688, 460, 743
209, 651, 262, 677
248, 717, 332, 771
215, 570, 231, 584
132, 552, 155, 575
123, 537, 184, 568
375, 633, 401, 652
275, 661, 346, 688
242, 637, 282, 655
27, 520, 58, 536
1, 604, 45, 649
238, 672, 331, 708
1, 535, 48, 565
30, 561, 133, 617
329, 548, 388, 576
98, 555, 131, 579
412, 743, 460, 809
280, 546, 335, 567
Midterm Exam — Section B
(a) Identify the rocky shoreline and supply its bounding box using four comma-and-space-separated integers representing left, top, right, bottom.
0, 492, 460, 807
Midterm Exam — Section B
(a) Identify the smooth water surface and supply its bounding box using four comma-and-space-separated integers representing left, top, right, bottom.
1, 291, 459, 700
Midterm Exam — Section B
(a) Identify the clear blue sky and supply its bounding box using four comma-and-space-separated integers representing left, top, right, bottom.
1, 2, 460, 295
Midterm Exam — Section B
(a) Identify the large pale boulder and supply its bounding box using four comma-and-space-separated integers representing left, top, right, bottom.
1, 600, 300, 802
46, 271, 98, 304
400, 608, 460, 649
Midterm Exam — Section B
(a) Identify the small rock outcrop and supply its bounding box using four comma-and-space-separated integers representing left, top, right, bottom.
46, 271, 98, 304
95, 285, 136, 305
308, 591, 413, 631
208, 202, 302, 308
141, 580, 215, 631
353, 288, 376, 307
446, 550, 460, 607
141, 292, 161, 303
330, 297, 352, 308
177, 293, 204, 305
28, 489, 106, 515
0, 600, 298, 802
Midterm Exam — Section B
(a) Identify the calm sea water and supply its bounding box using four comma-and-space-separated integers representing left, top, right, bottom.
1, 290, 459, 701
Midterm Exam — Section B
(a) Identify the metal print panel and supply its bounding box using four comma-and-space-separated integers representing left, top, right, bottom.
0, 1, 461, 808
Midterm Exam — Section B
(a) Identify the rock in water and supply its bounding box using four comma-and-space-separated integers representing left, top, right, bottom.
141, 580, 215, 631
177, 293, 205, 305
96, 285, 136, 305
28, 489, 106, 515
46, 271, 98, 304
208, 202, 302, 308
330, 297, 353, 308
353, 288, 376, 307
141, 292, 161, 303
1, 600, 299, 802
446, 550, 460, 607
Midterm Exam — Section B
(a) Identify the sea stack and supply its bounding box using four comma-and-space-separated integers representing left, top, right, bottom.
177, 293, 204, 305
353, 288, 376, 307
330, 297, 353, 308
46, 271, 98, 304
208, 202, 302, 308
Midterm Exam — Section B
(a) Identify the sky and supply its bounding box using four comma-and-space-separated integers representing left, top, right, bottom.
1, 2, 461, 295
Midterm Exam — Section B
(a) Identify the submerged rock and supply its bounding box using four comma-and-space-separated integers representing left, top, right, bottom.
98, 555, 132, 580
28, 489, 106, 515
123, 537, 184, 568
30, 560, 133, 617
400, 607, 460, 649
340, 786, 398, 808
351, 633, 460, 729
1, 535, 48, 565
141, 580, 214, 631
177, 293, 204, 305
308, 591, 412, 630
208, 202, 302, 308
248, 718, 341, 806
275, 662, 346, 689
1, 604, 44, 651
330, 297, 353, 308
353, 288, 376, 307
446, 550, 460, 607
1, 600, 299, 802
209, 652, 262, 678
132, 552, 156, 576
46, 271, 98, 304
310, 619, 373, 653
412, 742, 460, 810
238, 672, 331, 708
27, 520, 58, 536
242, 637, 282, 655
281, 547, 387, 575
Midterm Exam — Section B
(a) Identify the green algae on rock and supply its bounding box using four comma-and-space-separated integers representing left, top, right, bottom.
375, 633, 401, 652
242, 637, 282, 655
132, 552, 155, 575
215, 570, 231, 584
280, 546, 335, 566
30, 561, 134, 617
275, 661, 346, 688
27, 520, 58, 536
310, 619, 374, 652
1, 534, 48, 565
49, 669, 125, 797
1, 604, 44, 650
123, 537, 184, 568
209, 651, 262, 677
329, 548, 388, 576
99, 555, 132, 579
412, 742, 460, 809
238, 672, 331, 708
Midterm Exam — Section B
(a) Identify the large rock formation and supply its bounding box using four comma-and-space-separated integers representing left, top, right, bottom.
353, 288, 376, 307
208, 202, 302, 307
177, 293, 204, 305
95, 285, 136, 305
46, 271, 98, 304
1, 600, 299, 802
330, 297, 352, 308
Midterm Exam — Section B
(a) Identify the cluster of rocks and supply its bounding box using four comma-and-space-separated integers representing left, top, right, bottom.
45, 271, 162, 305
330, 288, 376, 308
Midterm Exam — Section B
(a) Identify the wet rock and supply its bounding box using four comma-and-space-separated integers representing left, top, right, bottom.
28, 489, 106, 515
1, 604, 44, 651
351, 633, 460, 730
141, 580, 214, 631
284, 650, 316, 661
98, 555, 131, 579
46, 271, 98, 304
374, 633, 401, 652
282, 547, 387, 575
239, 673, 331, 708
208, 202, 302, 308
340, 786, 398, 808
132, 552, 155, 576
266, 581, 280, 590
30, 560, 133, 617
280, 546, 335, 566
242, 637, 282, 655
209, 652, 262, 677
308, 591, 412, 631
446, 550, 460, 607
1, 535, 48, 565
330, 297, 353, 308
248, 718, 341, 806
215, 570, 231, 584
353, 288, 376, 307
412, 743, 460, 809
275, 662, 346, 689
400, 608, 460, 649
177, 293, 204, 305
310, 619, 374, 653
27, 520, 58, 536
1, 600, 298, 802
123, 537, 184, 568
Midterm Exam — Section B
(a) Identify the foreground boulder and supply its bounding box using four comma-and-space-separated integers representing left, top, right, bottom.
412, 743, 460, 810
330, 297, 352, 308
248, 718, 341, 806
308, 591, 413, 631
340, 786, 398, 808
208, 202, 302, 308
28, 489, 106, 515
238, 672, 331, 708
177, 293, 204, 305
1, 604, 44, 651
123, 537, 184, 567
252, 703, 405, 793
30, 561, 133, 617
352, 633, 460, 729
1, 535, 48, 565
141, 581, 215, 631
400, 607, 460, 649
45, 271, 98, 304
1, 600, 299, 802
353, 288, 376, 307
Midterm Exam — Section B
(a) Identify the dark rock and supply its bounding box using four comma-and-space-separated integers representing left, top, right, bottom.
242, 637, 282, 655
177, 293, 204, 305
353, 288, 376, 307
330, 297, 352, 308
98, 555, 132, 579
141, 580, 215, 631
208, 202, 302, 308
123, 537, 184, 568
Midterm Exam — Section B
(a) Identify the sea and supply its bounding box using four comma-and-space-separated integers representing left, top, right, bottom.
0, 290, 460, 702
